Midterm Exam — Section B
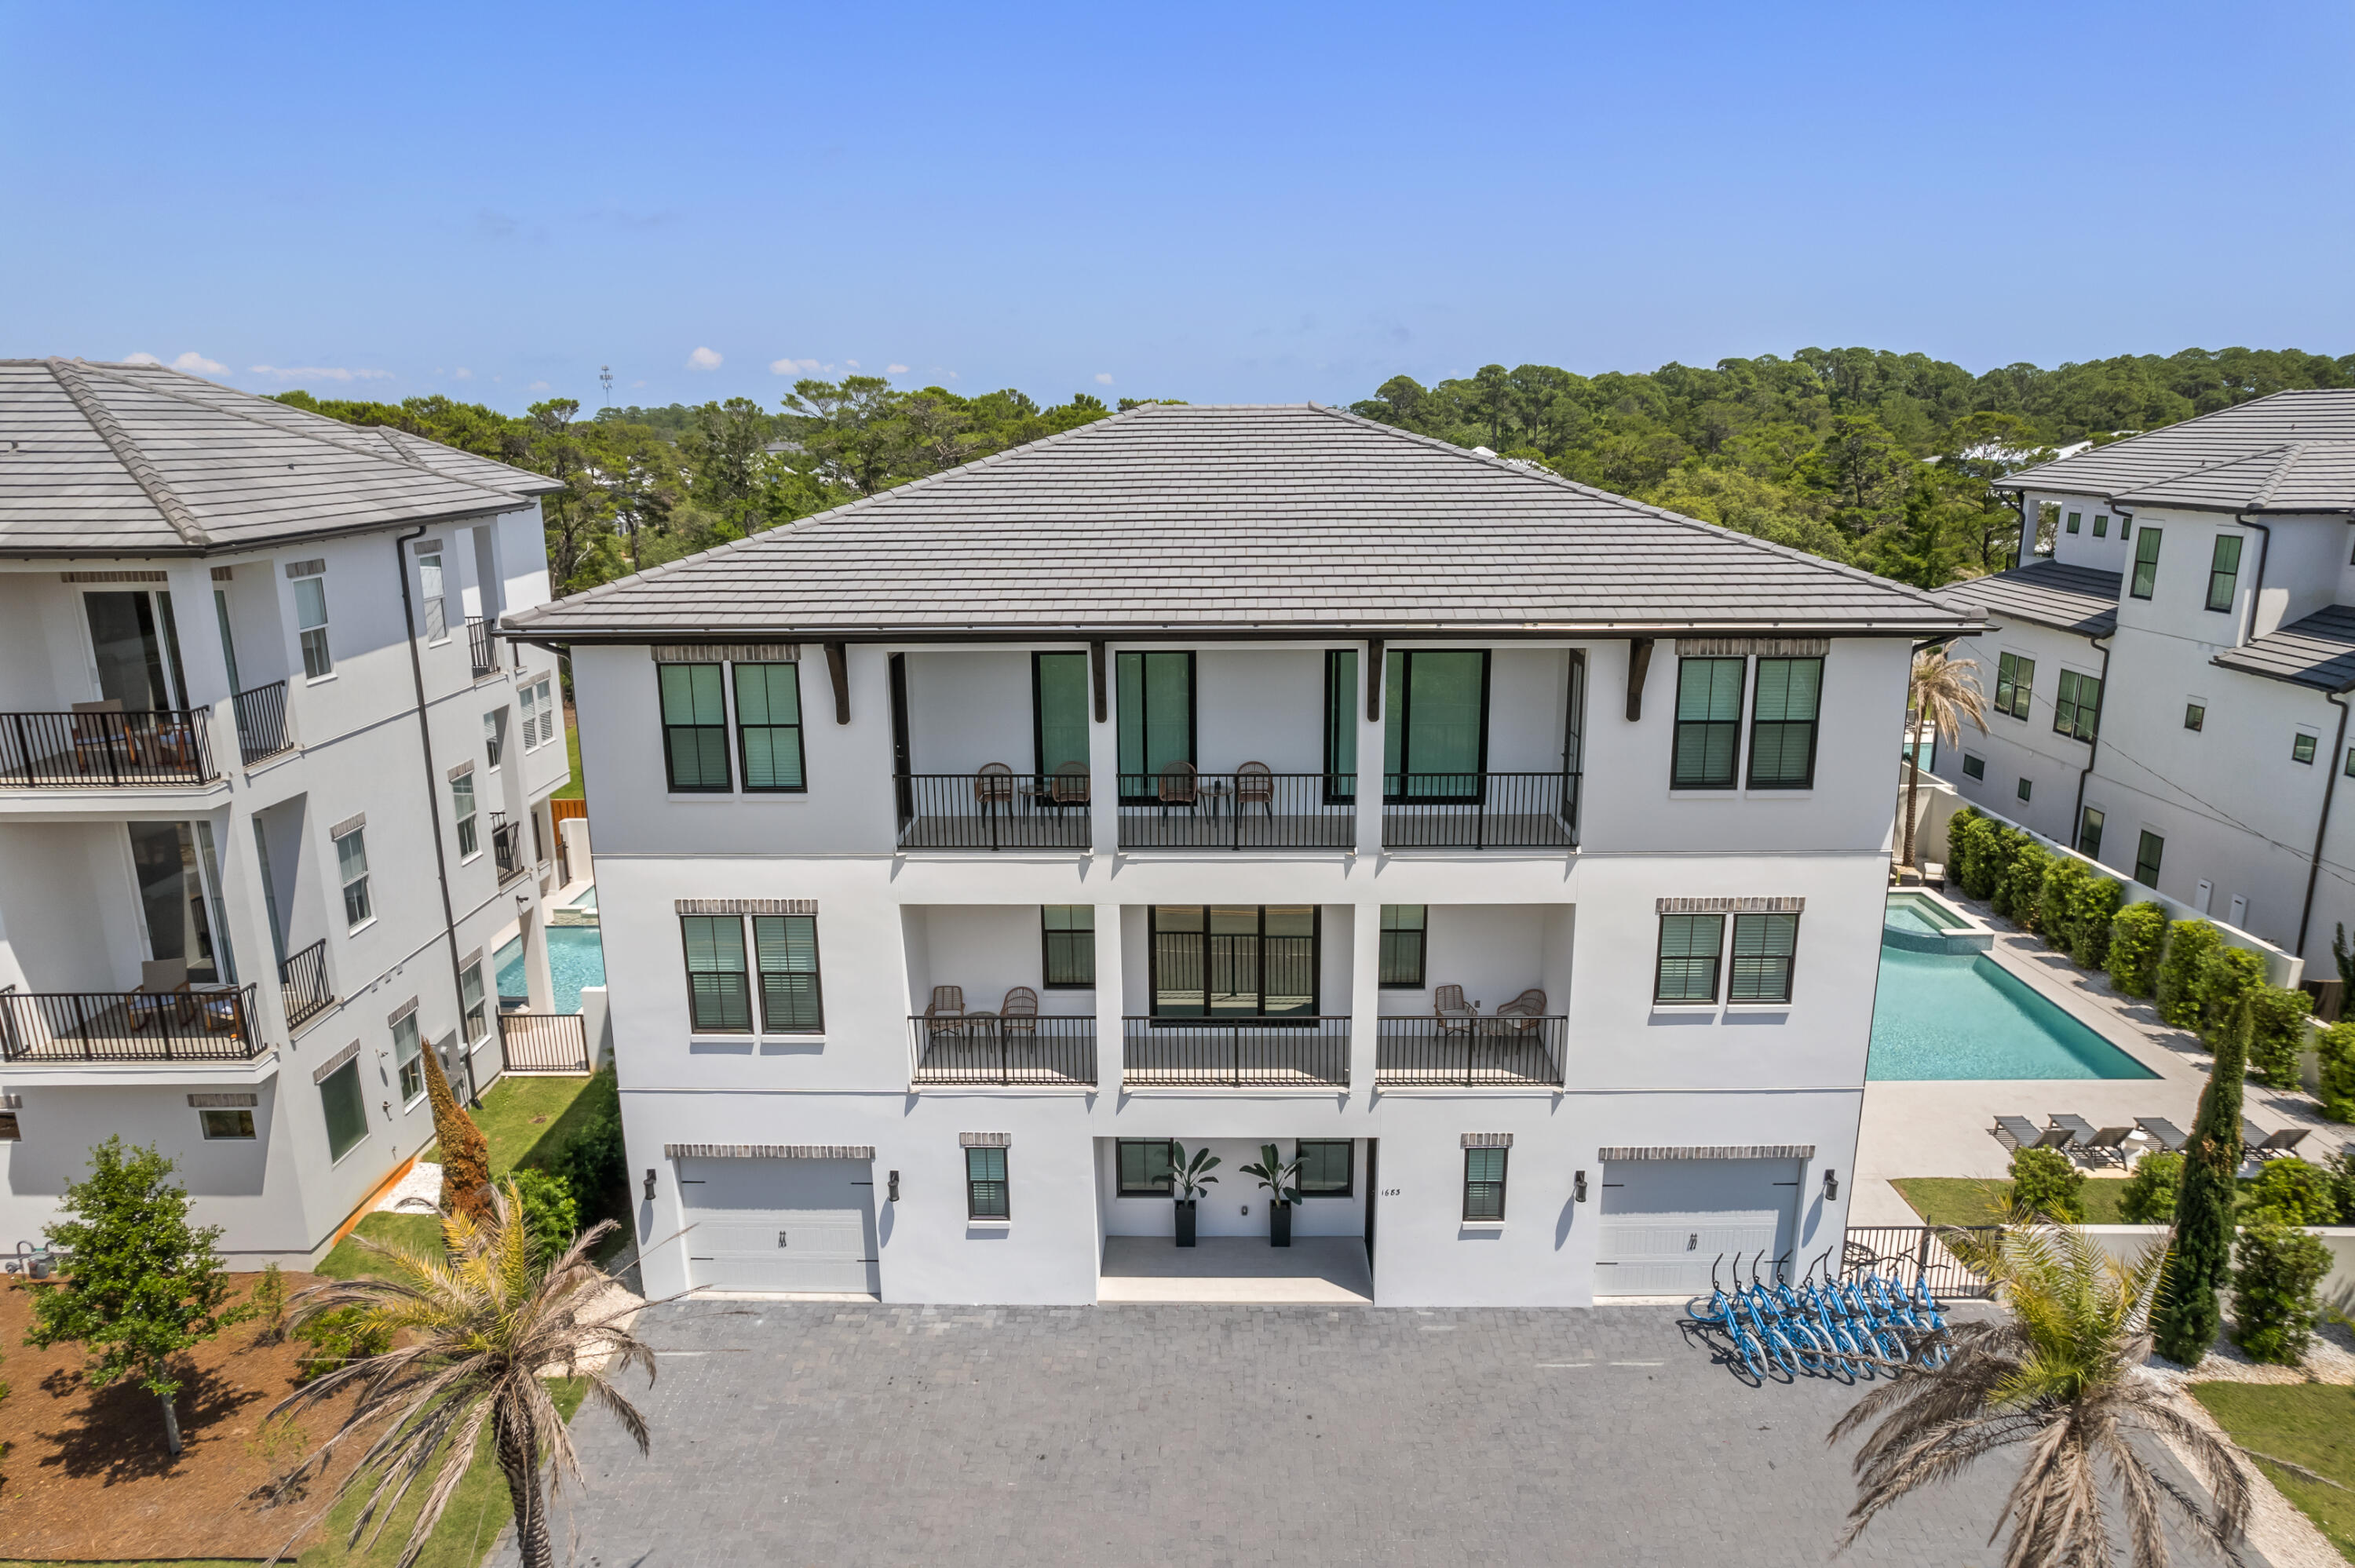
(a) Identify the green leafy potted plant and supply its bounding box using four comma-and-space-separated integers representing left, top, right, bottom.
1240, 1143, 1302, 1248
1169, 1142, 1219, 1248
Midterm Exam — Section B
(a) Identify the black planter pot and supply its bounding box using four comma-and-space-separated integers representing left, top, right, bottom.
1270, 1200, 1292, 1247
1175, 1198, 1198, 1247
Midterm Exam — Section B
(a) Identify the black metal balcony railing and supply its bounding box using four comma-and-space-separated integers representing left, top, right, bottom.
909, 1016, 1097, 1086
466, 616, 500, 678
491, 812, 525, 879
278, 937, 333, 1030
1381, 771, 1580, 850
232, 680, 294, 764
1117, 771, 1354, 851
895, 773, 1091, 851
0, 709, 217, 787
1121, 1016, 1350, 1088
0, 983, 264, 1063
498, 1011, 591, 1074
1374, 1016, 1566, 1087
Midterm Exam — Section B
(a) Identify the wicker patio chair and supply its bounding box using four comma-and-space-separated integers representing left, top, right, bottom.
1433, 983, 1476, 1036
1157, 760, 1198, 815
1492, 989, 1546, 1032
70, 699, 128, 774
1236, 761, 1274, 817
925, 985, 966, 1036
1049, 760, 1090, 809
127, 957, 189, 1032
973, 764, 1015, 812
999, 986, 1039, 1037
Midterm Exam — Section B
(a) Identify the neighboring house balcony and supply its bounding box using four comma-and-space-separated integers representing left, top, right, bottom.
0, 706, 219, 788
0, 980, 265, 1063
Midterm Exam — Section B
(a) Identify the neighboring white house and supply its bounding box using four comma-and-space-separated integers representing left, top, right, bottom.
509, 402, 1976, 1307
1933, 390, 2355, 976
0, 358, 576, 1265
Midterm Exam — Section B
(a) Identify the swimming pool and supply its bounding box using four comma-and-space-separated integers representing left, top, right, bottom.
1885, 891, 1965, 935
495, 926, 608, 1016
1867, 940, 2157, 1080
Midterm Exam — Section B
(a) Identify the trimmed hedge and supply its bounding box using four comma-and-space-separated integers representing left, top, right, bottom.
2233, 1218, 2333, 1366
2319, 1023, 2355, 1123
2067, 874, 2124, 968
2247, 983, 2317, 1091
2106, 902, 2167, 997
2156, 920, 2223, 1030
2246, 1156, 2339, 1227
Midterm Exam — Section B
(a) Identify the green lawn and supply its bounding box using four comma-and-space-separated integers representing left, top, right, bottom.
1890, 1174, 2263, 1228
2192, 1383, 2355, 1563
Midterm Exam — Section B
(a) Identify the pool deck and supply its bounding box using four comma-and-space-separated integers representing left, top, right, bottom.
1853, 889, 2344, 1225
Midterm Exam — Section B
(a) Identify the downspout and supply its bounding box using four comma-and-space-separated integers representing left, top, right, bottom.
2295, 687, 2353, 961
2236, 511, 2271, 645
2003, 486, 2032, 569
395, 523, 482, 1108
2068, 629, 2114, 856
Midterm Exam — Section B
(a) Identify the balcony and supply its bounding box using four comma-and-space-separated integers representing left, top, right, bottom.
1117, 769, 1353, 851
1381, 771, 1579, 851
908, 1016, 1096, 1086
232, 680, 295, 765
278, 937, 333, 1030
896, 772, 1090, 851
1374, 1016, 1565, 1087
491, 812, 526, 880
1120, 1016, 1349, 1088
466, 616, 501, 678
0, 983, 265, 1063
0, 709, 217, 788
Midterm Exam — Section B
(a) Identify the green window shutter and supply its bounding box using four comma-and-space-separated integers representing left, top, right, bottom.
1033, 653, 1090, 775
320, 1058, 368, 1162
681, 914, 751, 1032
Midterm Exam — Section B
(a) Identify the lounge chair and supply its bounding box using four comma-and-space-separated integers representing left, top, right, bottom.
1433, 983, 1476, 1037
2072, 1125, 2135, 1167
924, 985, 966, 1037
2048, 1113, 2098, 1148
2247, 1125, 2312, 1160
2135, 1117, 2189, 1154
1992, 1115, 2041, 1151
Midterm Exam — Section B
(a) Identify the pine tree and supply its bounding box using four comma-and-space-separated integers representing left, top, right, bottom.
424, 1037, 493, 1223
24, 1138, 250, 1453
2156, 997, 2249, 1365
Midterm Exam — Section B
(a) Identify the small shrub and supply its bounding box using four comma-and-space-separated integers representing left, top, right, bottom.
2320, 1022, 2355, 1122
2068, 876, 2124, 969
551, 1070, 626, 1219
2325, 1145, 2355, 1217
1959, 816, 2006, 901
2118, 1150, 2185, 1224
509, 1167, 581, 1263
2199, 946, 2268, 1044
2247, 983, 2316, 1091
2106, 901, 2167, 997
2232, 1218, 2333, 1365
291, 1306, 392, 1385
2156, 920, 2222, 1029
2008, 1146, 2085, 1222
2247, 1157, 2339, 1227
1996, 838, 2052, 928
250, 1262, 287, 1346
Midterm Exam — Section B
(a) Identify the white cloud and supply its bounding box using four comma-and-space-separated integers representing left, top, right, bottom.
452, 366, 473, 380
528, 380, 550, 392
1094, 372, 1115, 385
124, 350, 228, 374
769, 356, 822, 375
123, 352, 163, 366
886, 363, 910, 374
631, 378, 647, 388
247, 364, 391, 382
845, 359, 860, 369
687, 346, 723, 370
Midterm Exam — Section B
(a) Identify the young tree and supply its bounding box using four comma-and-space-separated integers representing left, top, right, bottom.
1900, 647, 1986, 867
269, 1182, 655, 1568
24, 1137, 251, 1453
2155, 997, 2251, 1364
423, 1038, 492, 1223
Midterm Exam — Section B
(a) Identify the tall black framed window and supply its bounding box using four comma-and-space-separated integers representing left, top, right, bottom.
1728, 913, 1798, 1004
1115, 651, 1194, 802
1042, 906, 1095, 987
1383, 649, 1490, 801
2053, 670, 2101, 743
1298, 1140, 1353, 1197
1323, 649, 1359, 803
1149, 905, 1318, 1018
1378, 905, 1427, 988
1671, 658, 1744, 789
2134, 830, 2164, 887
754, 914, 822, 1032
1462, 1147, 1507, 1221
734, 663, 805, 791
2130, 529, 2163, 600
681, 914, 752, 1032
2206, 534, 2243, 614
660, 663, 732, 792
1654, 913, 1724, 1004
966, 1147, 1009, 1219
1747, 657, 1820, 789
1994, 652, 2034, 721
1032, 652, 1090, 778
1117, 1140, 1175, 1197
2077, 807, 2105, 859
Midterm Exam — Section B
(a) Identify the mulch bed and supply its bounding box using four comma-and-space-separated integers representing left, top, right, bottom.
0, 1271, 367, 1561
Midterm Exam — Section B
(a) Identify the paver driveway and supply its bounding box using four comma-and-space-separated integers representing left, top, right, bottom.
517, 1300, 2258, 1567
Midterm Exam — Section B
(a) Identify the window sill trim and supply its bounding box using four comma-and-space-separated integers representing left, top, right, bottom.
305, 673, 338, 687
345, 917, 378, 938
1459, 1220, 1506, 1231
400, 1092, 427, 1113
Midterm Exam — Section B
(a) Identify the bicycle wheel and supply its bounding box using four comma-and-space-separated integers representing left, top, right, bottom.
1763, 1325, 1800, 1379
1730, 1324, 1764, 1380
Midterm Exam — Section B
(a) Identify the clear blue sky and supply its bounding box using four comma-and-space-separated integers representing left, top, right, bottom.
4, 2, 2349, 413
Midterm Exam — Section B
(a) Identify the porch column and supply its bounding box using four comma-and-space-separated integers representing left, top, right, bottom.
1353, 641, 1384, 856
1348, 900, 1380, 1094
164, 562, 238, 772
1089, 644, 1120, 857
1093, 899, 1124, 1092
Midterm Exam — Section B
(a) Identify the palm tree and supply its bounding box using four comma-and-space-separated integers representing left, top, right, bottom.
1902, 646, 1988, 870
1831, 1223, 2249, 1568
265, 1182, 654, 1568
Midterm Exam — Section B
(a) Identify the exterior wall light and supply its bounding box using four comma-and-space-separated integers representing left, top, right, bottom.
887, 1170, 900, 1202
642, 1168, 657, 1202
1572, 1170, 1588, 1203
1823, 1169, 1839, 1202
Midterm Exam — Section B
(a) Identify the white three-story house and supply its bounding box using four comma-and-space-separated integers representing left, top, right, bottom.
513, 403, 1973, 1306
0, 359, 575, 1264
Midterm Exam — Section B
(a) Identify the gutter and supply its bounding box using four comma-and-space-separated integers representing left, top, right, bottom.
502, 619, 1983, 651
2236, 511, 2272, 645
2299, 688, 2355, 960
2003, 485, 2032, 567
396, 523, 483, 1108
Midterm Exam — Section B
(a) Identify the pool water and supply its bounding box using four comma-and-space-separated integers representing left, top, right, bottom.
1884, 892, 1964, 936
495, 926, 608, 1016
1867, 943, 2158, 1080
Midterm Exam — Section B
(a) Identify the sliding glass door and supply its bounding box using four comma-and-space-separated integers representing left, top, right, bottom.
85, 591, 189, 711
1383, 649, 1488, 801
1150, 906, 1318, 1018
1116, 651, 1193, 801
1032, 652, 1090, 777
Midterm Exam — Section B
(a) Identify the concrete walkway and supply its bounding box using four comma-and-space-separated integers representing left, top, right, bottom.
1098, 1234, 1373, 1303
1856, 890, 2342, 1223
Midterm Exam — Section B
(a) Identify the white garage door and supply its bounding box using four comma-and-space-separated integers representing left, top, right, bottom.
678, 1158, 880, 1295
1594, 1159, 1801, 1297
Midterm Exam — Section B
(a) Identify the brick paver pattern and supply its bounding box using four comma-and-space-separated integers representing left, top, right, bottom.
517, 1301, 2262, 1567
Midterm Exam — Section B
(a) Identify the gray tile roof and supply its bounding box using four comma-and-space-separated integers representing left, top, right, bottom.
1938, 561, 2122, 639
2212, 604, 2355, 691
0, 358, 560, 558
508, 403, 1976, 642
2003, 389, 2355, 514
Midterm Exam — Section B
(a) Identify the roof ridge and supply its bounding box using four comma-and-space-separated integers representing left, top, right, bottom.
2006, 388, 2353, 491
75, 362, 537, 508
2253, 442, 2305, 509
45, 358, 210, 548
1305, 403, 1960, 611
